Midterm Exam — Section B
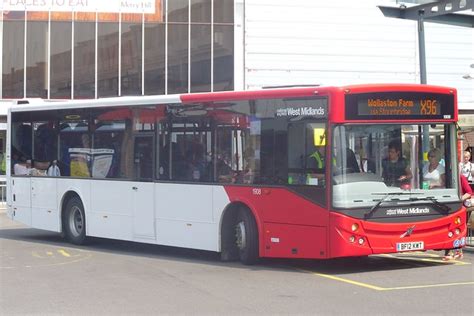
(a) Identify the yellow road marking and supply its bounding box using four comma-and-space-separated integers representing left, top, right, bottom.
57, 249, 71, 257
309, 271, 385, 291
383, 282, 474, 290
378, 254, 471, 266
31, 251, 43, 259
46, 251, 53, 256
303, 270, 474, 291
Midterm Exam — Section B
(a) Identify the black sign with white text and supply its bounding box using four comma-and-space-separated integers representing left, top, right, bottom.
276, 100, 327, 119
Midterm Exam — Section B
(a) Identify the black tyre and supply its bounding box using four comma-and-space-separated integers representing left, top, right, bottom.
64, 197, 87, 245
235, 208, 259, 265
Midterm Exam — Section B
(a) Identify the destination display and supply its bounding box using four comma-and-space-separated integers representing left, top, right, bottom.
345, 92, 455, 120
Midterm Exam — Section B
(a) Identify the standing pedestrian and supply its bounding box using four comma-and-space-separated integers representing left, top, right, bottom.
459, 150, 473, 182
443, 174, 472, 260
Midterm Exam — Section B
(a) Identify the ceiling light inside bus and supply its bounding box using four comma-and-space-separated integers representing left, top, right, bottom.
351, 223, 359, 232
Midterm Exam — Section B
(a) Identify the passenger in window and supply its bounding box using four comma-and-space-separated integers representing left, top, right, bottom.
14, 158, 32, 175
382, 141, 412, 187
13, 158, 48, 176
187, 144, 208, 181
306, 144, 325, 186
216, 151, 235, 183
30, 160, 49, 176
423, 148, 445, 189
240, 147, 256, 184
11, 152, 21, 169
47, 160, 61, 177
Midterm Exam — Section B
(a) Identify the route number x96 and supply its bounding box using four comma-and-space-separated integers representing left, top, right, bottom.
420, 100, 437, 115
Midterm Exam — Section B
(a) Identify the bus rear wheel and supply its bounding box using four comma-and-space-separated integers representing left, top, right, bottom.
235, 208, 259, 265
64, 197, 87, 245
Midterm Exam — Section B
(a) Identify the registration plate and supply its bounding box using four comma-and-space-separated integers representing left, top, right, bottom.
396, 241, 424, 252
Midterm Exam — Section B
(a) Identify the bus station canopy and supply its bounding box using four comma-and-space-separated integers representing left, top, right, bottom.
378, 0, 474, 28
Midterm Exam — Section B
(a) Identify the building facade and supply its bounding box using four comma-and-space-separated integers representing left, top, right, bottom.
1, 0, 235, 99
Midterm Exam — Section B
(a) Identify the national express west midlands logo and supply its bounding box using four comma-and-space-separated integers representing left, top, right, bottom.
385, 207, 431, 216
276, 106, 326, 118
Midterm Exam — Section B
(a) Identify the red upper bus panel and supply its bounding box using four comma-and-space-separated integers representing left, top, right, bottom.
179, 83, 457, 124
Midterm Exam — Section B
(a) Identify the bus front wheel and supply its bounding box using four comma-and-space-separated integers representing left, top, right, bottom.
64, 197, 87, 245
235, 208, 259, 265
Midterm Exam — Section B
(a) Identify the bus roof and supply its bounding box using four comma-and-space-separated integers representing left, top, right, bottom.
8, 83, 456, 112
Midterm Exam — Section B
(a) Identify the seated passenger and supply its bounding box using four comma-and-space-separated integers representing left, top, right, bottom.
306, 144, 325, 185
382, 141, 412, 187
47, 160, 61, 177
423, 148, 445, 189
187, 145, 208, 181
216, 152, 235, 183
14, 159, 32, 175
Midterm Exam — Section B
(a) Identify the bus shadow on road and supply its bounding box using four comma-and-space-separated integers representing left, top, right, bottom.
276, 252, 467, 275
0, 227, 466, 272
0, 227, 225, 265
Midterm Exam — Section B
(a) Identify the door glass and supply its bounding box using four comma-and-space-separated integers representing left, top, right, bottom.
134, 136, 154, 181
287, 122, 326, 186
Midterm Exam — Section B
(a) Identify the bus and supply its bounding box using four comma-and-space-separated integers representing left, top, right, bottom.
6, 84, 467, 264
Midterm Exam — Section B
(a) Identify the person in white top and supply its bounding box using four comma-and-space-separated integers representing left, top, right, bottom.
423, 148, 445, 189
459, 150, 473, 182
14, 159, 32, 175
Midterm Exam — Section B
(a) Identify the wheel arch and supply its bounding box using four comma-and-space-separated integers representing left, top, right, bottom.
219, 201, 261, 261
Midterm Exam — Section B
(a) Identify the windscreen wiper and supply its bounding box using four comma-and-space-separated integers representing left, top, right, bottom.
365, 192, 421, 219
409, 196, 451, 213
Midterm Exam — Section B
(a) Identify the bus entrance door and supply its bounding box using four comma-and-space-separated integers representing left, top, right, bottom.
10, 177, 32, 226
132, 135, 156, 240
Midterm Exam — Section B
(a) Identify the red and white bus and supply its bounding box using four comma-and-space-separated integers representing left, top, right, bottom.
6, 84, 466, 264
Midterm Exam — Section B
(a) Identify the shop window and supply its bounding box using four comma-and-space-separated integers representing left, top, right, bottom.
121, 20, 143, 96
51, 19, 72, 99
74, 21, 95, 99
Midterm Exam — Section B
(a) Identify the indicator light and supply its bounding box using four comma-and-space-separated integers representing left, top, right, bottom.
448, 231, 453, 238
455, 228, 461, 235
358, 237, 365, 245
454, 217, 462, 225
349, 236, 355, 243
351, 223, 359, 232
